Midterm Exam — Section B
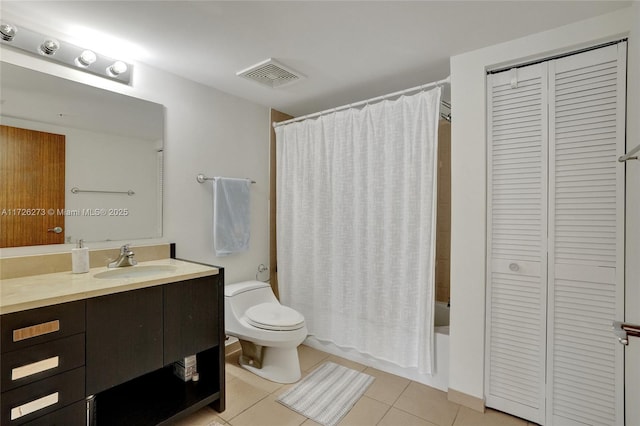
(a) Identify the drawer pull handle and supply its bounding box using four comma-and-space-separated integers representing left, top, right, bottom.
12, 320, 60, 342
11, 356, 60, 381
10, 392, 59, 420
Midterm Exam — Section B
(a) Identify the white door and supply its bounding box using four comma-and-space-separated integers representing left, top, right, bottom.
486, 62, 548, 425
486, 41, 627, 425
625, 157, 640, 425
547, 42, 626, 426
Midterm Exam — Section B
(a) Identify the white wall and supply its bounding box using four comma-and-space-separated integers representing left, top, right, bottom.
449, 7, 633, 402
0, 44, 270, 284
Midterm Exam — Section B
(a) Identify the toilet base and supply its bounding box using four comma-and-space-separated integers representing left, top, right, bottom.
238, 346, 302, 384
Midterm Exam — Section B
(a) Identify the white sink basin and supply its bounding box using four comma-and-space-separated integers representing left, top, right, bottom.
94, 265, 177, 279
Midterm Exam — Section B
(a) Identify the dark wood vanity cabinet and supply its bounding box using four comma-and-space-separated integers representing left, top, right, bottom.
0, 269, 225, 426
90, 272, 225, 425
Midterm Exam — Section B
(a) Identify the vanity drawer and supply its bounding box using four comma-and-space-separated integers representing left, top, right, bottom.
23, 400, 85, 426
1, 333, 85, 391
1, 301, 85, 353
1, 367, 85, 425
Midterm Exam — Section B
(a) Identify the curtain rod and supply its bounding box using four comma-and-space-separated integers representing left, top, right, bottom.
273, 76, 451, 128
487, 38, 627, 75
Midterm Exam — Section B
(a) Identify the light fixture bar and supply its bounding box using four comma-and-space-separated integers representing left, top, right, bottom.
0, 22, 132, 85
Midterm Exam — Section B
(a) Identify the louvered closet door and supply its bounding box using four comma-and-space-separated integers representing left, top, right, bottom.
486, 63, 548, 424
547, 42, 626, 426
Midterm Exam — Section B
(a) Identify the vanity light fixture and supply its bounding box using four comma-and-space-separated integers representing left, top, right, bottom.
75, 49, 97, 67
39, 39, 60, 55
107, 60, 127, 76
0, 23, 16, 41
0, 21, 133, 85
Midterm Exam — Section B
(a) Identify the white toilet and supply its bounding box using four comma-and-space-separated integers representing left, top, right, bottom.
224, 281, 307, 383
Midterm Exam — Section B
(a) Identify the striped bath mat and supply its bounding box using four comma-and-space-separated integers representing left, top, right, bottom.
276, 362, 375, 426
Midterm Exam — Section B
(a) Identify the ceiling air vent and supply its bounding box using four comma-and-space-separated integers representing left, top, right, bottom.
236, 58, 305, 88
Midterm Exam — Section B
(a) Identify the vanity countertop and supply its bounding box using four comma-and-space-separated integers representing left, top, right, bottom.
0, 258, 219, 315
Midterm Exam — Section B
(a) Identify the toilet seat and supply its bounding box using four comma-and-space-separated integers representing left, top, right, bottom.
245, 303, 305, 331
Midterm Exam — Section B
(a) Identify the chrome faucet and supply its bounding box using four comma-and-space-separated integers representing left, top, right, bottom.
108, 244, 138, 268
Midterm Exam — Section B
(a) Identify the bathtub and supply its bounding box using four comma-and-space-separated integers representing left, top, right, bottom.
434, 300, 450, 335
303, 301, 451, 391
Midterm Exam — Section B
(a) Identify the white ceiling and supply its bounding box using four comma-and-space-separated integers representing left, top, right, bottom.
0, 1, 632, 117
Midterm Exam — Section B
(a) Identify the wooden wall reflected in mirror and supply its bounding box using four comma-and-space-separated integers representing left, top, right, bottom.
0, 125, 65, 247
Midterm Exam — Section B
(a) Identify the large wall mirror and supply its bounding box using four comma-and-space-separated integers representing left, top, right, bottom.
0, 62, 164, 248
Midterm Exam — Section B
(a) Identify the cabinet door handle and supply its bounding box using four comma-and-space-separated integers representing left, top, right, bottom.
13, 320, 60, 342
10, 392, 59, 420
509, 263, 520, 272
11, 356, 60, 380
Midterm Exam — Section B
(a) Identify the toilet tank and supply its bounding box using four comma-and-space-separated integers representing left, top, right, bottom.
224, 281, 279, 315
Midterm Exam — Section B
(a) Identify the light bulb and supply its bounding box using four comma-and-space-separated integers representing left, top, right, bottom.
107, 61, 128, 76
75, 50, 97, 67
39, 39, 60, 55
0, 23, 17, 41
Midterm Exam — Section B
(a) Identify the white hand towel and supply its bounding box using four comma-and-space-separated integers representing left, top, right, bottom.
213, 177, 251, 256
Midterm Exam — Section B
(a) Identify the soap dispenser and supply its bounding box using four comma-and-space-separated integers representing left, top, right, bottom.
72, 239, 90, 274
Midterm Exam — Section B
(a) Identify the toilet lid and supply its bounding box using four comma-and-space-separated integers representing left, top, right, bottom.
245, 303, 305, 331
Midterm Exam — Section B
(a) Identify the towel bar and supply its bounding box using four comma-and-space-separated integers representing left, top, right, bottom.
196, 174, 256, 184
71, 187, 135, 196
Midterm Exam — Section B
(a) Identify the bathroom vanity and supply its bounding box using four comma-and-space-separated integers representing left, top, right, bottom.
0, 257, 225, 425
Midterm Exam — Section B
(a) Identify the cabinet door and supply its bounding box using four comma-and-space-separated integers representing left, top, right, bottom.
163, 276, 219, 364
86, 286, 163, 395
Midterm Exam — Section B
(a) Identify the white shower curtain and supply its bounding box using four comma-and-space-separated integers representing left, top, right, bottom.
276, 88, 441, 374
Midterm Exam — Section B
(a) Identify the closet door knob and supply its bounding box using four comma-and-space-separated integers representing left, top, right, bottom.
509, 263, 520, 272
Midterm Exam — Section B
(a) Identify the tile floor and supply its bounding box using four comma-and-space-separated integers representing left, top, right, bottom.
175, 345, 537, 426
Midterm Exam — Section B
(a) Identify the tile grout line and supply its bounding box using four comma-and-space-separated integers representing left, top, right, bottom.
388, 379, 412, 406
373, 403, 394, 426
387, 404, 441, 426
226, 390, 273, 425
449, 404, 461, 426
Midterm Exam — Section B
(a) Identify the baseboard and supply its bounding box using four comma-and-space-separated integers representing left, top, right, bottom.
224, 339, 241, 357
447, 388, 485, 413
